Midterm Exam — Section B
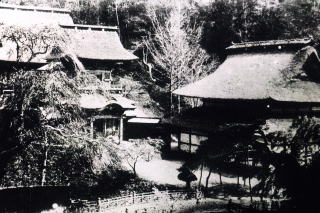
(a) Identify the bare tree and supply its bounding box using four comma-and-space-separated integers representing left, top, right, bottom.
144, 1, 217, 112
0, 24, 70, 62
120, 139, 163, 176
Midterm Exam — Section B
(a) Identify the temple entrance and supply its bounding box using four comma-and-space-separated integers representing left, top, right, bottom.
92, 116, 123, 141
104, 118, 120, 136
90, 103, 125, 141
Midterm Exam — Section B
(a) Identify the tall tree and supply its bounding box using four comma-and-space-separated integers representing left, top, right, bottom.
144, 1, 217, 113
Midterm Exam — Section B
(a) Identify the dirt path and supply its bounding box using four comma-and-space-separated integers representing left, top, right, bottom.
135, 159, 258, 187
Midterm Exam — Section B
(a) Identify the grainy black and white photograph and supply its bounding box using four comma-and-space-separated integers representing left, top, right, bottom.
0, 0, 319, 212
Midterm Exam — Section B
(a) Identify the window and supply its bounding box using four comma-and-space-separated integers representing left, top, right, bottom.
180, 133, 189, 143
172, 131, 208, 153
91, 70, 112, 82
103, 71, 112, 81
170, 134, 179, 151
180, 144, 190, 152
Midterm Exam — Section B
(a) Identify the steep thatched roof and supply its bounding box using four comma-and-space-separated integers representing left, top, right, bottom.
0, 3, 73, 25
174, 39, 320, 103
58, 24, 138, 61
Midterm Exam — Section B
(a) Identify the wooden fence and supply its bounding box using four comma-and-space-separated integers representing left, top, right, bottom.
69, 190, 196, 212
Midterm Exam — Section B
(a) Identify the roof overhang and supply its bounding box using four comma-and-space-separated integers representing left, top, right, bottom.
127, 118, 160, 124
60, 24, 118, 31
0, 59, 47, 72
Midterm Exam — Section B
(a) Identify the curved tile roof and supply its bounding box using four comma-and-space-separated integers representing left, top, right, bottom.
80, 94, 136, 110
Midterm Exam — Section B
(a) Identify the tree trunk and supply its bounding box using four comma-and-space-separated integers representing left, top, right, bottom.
198, 162, 204, 188
205, 168, 212, 189
41, 145, 49, 186
0, 162, 7, 184
219, 172, 222, 186
133, 163, 137, 177
249, 177, 253, 203
170, 68, 173, 115
178, 96, 181, 113
186, 181, 191, 189
304, 142, 308, 165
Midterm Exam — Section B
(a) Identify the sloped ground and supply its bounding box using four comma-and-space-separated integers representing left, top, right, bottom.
103, 198, 228, 213
102, 197, 261, 213
119, 76, 165, 118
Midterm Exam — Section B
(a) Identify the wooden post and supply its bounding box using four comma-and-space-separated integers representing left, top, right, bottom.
119, 116, 124, 143
198, 162, 203, 188
103, 119, 107, 136
178, 132, 181, 150
97, 197, 101, 212
189, 132, 192, 153
178, 95, 181, 113
249, 178, 253, 203
132, 191, 135, 204
90, 119, 94, 138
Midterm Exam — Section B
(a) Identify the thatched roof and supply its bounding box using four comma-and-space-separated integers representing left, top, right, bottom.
58, 24, 138, 61
174, 39, 320, 103
0, 4, 137, 63
0, 3, 73, 25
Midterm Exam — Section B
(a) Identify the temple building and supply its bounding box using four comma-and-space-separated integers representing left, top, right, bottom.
167, 38, 320, 153
0, 3, 73, 70
0, 3, 161, 142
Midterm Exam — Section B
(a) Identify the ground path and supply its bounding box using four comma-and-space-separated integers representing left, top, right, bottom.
135, 159, 258, 187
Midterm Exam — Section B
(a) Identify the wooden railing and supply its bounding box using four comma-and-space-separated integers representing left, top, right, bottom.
0, 85, 14, 97
69, 190, 196, 212
79, 82, 123, 94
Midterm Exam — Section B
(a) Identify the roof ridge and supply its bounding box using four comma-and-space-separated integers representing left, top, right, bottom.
227, 38, 313, 50
0, 3, 70, 14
